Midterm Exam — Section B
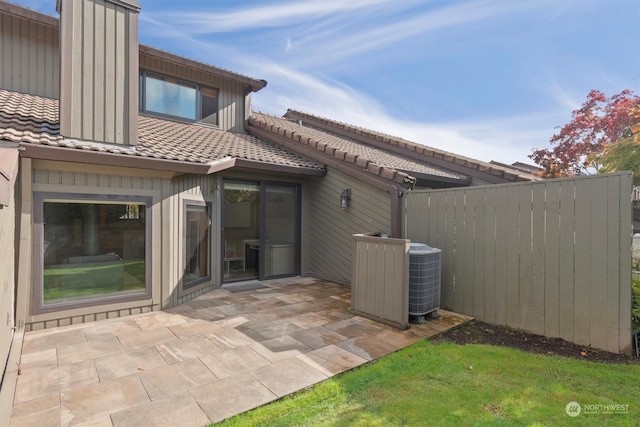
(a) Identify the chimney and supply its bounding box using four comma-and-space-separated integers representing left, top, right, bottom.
57, 0, 140, 145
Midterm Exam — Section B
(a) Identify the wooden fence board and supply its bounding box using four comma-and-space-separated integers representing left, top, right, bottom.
573, 179, 591, 346
530, 184, 546, 336
518, 185, 533, 330
404, 172, 632, 354
543, 181, 561, 338
483, 187, 497, 325
589, 176, 609, 350
557, 180, 576, 343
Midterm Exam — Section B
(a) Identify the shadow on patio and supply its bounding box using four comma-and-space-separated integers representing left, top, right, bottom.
10, 277, 471, 426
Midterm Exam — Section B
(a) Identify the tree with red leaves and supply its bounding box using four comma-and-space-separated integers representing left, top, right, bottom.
529, 89, 640, 179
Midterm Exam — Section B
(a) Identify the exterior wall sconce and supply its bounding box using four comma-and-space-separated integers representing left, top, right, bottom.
340, 188, 351, 209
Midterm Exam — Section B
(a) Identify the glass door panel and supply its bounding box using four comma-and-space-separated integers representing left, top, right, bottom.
262, 183, 299, 279
222, 181, 260, 281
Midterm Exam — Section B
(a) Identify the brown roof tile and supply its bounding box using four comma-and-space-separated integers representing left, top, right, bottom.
249, 111, 469, 184
283, 109, 537, 182
0, 89, 323, 173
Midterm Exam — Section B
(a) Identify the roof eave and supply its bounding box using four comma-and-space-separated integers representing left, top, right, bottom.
285, 110, 535, 184
247, 119, 414, 190
139, 45, 267, 93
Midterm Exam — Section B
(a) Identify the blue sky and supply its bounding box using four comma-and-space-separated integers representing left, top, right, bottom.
16, 0, 640, 164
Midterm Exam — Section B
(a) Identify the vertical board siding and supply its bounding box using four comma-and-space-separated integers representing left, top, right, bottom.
0, 192, 16, 383
139, 53, 247, 133
405, 173, 633, 354
59, 0, 137, 144
0, 14, 59, 98
26, 166, 165, 330
308, 168, 392, 284
351, 234, 409, 328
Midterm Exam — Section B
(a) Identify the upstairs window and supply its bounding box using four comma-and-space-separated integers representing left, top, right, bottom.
140, 71, 218, 124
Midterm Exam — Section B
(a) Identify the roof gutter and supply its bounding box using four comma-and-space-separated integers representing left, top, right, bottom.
20, 144, 325, 178
248, 124, 405, 237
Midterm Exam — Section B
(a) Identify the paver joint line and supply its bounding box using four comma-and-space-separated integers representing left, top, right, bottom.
9, 279, 472, 426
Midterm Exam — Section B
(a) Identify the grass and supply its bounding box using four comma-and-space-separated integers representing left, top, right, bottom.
43, 260, 145, 301
217, 341, 640, 427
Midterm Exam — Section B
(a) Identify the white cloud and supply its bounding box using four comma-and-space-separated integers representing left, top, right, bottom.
147, 0, 395, 34
248, 60, 554, 164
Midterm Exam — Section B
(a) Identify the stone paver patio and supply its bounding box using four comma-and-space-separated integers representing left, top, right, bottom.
9, 277, 471, 426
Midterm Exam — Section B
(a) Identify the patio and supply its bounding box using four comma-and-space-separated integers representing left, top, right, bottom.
9, 277, 471, 426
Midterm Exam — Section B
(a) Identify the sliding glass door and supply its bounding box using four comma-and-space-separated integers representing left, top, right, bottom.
263, 183, 299, 278
222, 180, 299, 283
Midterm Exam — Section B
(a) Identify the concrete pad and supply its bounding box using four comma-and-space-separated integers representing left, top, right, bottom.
186, 298, 229, 309
60, 374, 149, 426
251, 357, 327, 398
189, 372, 277, 424
10, 394, 60, 427
82, 319, 141, 340
297, 344, 367, 376
9, 407, 61, 427
14, 360, 99, 405
206, 328, 261, 349
111, 391, 210, 427
336, 336, 400, 361
184, 308, 227, 322
22, 328, 87, 354
94, 346, 167, 382
375, 329, 421, 348
138, 359, 217, 400
18, 347, 58, 370
116, 327, 177, 348
245, 319, 302, 340
57, 336, 123, 366
155, 337, 221, 364
199, 346, 270, 379
325, 318, 384, 339
250, 335, 312, 363
216, 302, 261, 316
276, 293, 316, 304
134, 313, 188, 330
285, 312, 331, 329
249, 297, 289, 310
289, 326, 348, 350
167, 320, 224, 340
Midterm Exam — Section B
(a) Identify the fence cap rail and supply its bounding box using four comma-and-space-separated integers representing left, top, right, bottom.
353, 233, 410, 246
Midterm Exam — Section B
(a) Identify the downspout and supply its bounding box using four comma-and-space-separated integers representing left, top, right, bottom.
389, 184, 403, 238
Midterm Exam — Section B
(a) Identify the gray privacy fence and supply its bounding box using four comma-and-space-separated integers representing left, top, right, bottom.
351, 234, 410, 329
404, 172, 633, 354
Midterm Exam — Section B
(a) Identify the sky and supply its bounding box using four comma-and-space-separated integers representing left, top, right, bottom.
14, 0, 640, 164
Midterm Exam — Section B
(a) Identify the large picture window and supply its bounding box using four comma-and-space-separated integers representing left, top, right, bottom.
34, 193, 151, 312
140, 71, 219, 124
184, 202, 211, 288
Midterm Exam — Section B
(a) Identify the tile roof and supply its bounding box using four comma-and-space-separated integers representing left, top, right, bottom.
248, 111, 472, 187
283, 109, 538, 183
0, 89, 323, 172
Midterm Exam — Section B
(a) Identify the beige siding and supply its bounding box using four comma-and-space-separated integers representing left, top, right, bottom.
24, 161, 164, 331
140, 53, 247, 133
0, 13, 59, 98
0, 185, 16, 387
404, 172, 633, 354
351, 234, 409, 328
167, 174, 219, 306
59, 0, 138, 145
308, 168, 392, 284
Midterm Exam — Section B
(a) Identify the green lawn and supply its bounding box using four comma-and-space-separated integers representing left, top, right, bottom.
43, 260, 145, 301
217, 341, 640, 427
